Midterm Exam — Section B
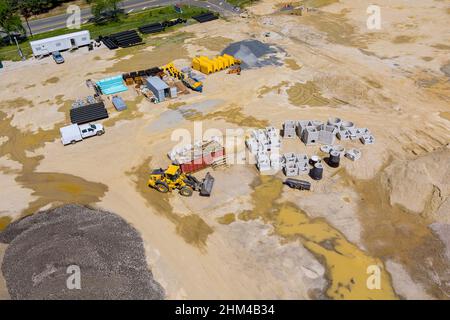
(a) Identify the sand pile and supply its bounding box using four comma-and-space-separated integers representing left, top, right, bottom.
380, 146, 450, 222
0, 204, 165, 300
222, 39, 283, 69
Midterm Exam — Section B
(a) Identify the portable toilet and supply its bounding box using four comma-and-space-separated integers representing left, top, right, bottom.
169, 87, 177, 98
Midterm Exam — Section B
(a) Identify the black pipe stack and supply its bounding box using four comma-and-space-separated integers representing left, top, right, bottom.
110, 30, 143, 48
310, 163, 324, 180
192, 12, 219, 23
70, 102, 108, 124
327, 150, 341, 168
139, 22, 165, 34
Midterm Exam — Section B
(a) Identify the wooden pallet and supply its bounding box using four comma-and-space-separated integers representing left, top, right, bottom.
211, 156, 227, 169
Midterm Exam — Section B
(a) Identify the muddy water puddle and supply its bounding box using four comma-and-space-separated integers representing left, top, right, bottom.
287, 81, 340, 107
0, 99, 108, 223
42, 76, 60, 86
217, 213, 236, 225
258, 81, 289, 98
3, 98, 34, 110
284, 59, 302, 71
439, 111, 450, 121
340, 170, 450, 299
0, 216, 12, 231
127, 157, 213, 249
235, 176, 397, 299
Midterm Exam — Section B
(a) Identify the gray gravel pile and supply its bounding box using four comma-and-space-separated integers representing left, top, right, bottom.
222, 39, 283, 69
0, 204, 165, 300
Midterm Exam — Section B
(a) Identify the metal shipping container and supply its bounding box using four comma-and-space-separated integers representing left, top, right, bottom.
179, 148, 225, 173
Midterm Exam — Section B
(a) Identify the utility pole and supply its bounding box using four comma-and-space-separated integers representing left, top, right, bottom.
14, 36, 25, 61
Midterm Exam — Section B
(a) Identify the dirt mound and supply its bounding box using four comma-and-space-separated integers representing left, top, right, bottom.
221, 39, 283, 69
0, 204, 165, 300
380, 146, 450, 221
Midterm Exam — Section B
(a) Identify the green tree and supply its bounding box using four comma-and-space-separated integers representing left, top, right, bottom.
0, 0, 25, 44
16, 0, 39, 36
91, 0, 120, 21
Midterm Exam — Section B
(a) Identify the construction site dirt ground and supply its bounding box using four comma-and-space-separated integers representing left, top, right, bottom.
0, 0, 449, 299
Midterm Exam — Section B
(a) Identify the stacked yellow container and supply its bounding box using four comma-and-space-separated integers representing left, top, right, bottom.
192, 54, 239, 75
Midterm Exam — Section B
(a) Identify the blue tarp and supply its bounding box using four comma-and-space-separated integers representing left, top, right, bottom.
96, 75, 128, 95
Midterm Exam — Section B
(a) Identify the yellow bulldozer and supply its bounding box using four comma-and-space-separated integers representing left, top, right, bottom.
148, 165, 214, 197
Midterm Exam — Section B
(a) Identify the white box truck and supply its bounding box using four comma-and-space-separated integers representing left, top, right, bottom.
60, 123, 104, 145
30, 30, 91, 57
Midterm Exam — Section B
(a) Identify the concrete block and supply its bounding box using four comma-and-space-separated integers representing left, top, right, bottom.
360, 135, 375, 145
296, 154, 309, 165
337, 129, 351, 140
320, 145, 333, 153
256, 151, 271, 171
283, 152, 297, 164
345, 148, 361, 161
283, 163, 299, 176
270, 153, 282, 170
297, 120, 311, 137
245, 138, 258, 154
327, 117, 342, 128
318, 125, 337, 144
302, 127, 320, 145
340, 120, 355, 131
332, 145, 345, 156
283, 120, 297, 138
298, 162, 309, 175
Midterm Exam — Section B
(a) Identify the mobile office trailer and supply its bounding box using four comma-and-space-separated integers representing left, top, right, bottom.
30, 30, 91, 57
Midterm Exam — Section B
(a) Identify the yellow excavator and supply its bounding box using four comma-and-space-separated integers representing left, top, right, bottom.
148, 164, 214, 197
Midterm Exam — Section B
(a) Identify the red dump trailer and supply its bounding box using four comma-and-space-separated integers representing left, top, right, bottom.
179, 148, 225, 173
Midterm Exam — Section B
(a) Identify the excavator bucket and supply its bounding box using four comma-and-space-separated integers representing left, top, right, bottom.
200, 172, 214, 197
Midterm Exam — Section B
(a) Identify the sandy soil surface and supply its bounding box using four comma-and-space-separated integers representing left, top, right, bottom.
0, 0, 449, 299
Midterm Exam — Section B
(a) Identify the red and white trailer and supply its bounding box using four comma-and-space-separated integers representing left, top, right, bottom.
168, 139, 226, 173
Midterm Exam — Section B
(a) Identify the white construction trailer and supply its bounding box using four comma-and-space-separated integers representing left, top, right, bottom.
30, 30, 91, 57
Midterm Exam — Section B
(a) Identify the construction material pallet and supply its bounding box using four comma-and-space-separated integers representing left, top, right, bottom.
139, 23, 165, 34
192, 12, 219, 23
100, 37, 118, 50
70, 102, 109, 124
112, 30, 143, 47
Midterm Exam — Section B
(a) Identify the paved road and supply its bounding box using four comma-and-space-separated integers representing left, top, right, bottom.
26, 0, 237, 35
